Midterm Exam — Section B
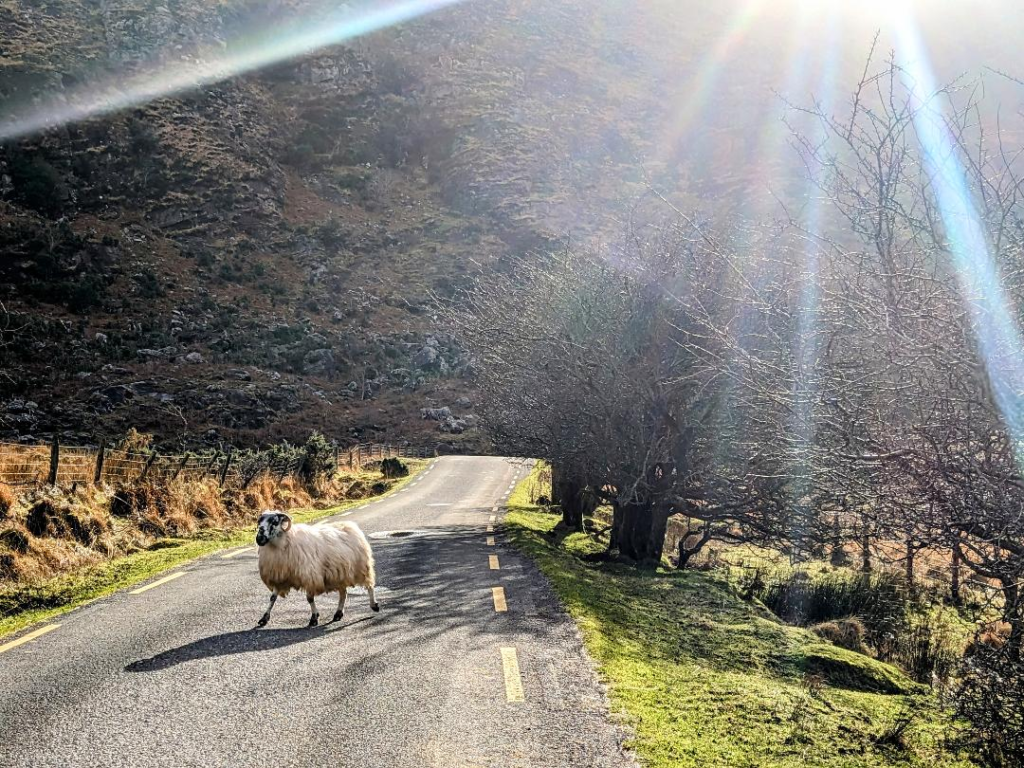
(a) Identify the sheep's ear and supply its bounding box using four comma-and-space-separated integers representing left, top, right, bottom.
279, 514, 292, 531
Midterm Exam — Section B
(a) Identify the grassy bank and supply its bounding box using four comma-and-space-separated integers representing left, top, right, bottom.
0, 459, 427, 639
504, 467, 975, 768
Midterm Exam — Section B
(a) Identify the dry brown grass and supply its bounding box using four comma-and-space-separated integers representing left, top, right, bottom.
0, 465, 392, 590
812, 617, 870, 654
0, 483, 14, 520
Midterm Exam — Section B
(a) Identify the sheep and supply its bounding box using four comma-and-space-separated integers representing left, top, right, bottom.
254, 510, 380, 628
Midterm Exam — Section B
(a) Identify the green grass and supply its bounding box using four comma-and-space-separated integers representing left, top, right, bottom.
0, 459, 427, 640
504, 466, 976, 768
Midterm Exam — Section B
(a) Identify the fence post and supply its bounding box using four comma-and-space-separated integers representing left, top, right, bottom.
220, 449, 234, 487
207, 452, 220, 477
141, 450, 158, 480
93, 442, 106, 484
173, 454, 189, 481
48, 435, 60, 485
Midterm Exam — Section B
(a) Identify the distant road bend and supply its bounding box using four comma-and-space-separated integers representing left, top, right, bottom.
0, 456, 634, 768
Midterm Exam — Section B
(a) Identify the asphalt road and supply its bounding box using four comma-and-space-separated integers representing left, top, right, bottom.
0, 456, 635, 768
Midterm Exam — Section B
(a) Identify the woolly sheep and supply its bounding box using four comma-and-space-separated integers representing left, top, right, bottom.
254, 510, 379, 628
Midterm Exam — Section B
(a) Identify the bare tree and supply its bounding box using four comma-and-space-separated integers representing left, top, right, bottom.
448, 203, 804, 564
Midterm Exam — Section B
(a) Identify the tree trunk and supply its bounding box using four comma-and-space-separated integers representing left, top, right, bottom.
905, 539, 916, 597
1003, 581, 1023, 662
550, 463, 593, 531
614, 500, 668, 566
860, 521, 872, 573
950, 540, 962, 606
677, 521, 712, 570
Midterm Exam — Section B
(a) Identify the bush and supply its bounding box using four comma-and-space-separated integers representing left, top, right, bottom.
955, 644, 1024, 765
0, 484, 14, 520
381, 457, 408, 479
744, 567, 966, 685
812, 617, 868, 654
0, 526, 30, 553
7, 150, 65, 216
299, 432, 337, 484
746, 568, 907, 649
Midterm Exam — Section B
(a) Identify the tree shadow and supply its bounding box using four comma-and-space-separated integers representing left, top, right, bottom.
126, 514, 569, 675
125, 617, 374, 673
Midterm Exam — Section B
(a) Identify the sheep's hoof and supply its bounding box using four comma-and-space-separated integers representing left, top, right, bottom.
257, 614, 270, 628
308, 614, 319, 628
332, 610, 344, 623
371, 602, 380, 613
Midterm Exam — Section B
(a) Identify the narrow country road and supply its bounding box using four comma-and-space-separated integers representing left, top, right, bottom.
0, 456, 634, 768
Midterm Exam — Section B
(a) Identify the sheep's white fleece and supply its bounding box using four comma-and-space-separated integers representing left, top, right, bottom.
258, 521, 375, 598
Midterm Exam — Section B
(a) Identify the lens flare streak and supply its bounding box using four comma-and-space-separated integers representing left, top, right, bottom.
0, 0, 465, 141
893, 12, 1024, 458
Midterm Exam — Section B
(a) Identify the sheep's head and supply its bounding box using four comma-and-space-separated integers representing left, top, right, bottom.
256, 511, 292, 546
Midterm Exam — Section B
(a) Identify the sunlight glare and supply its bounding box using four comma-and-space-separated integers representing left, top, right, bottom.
0, 0, 465, 142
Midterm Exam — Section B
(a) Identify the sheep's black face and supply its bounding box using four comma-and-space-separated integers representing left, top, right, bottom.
256, 511, 290, 546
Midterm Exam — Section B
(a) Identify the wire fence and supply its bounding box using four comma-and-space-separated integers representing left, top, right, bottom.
0, 439, 438, 491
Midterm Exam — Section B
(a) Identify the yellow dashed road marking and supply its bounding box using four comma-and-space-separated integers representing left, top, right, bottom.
0, 624, 60, 655
220, 547, 253, 559
492, 587, 507, 612
500, 647, 524, 702
489, 554, 500, 570
487, 536, 495, 546
130, 572, 185, 595
489, 515, 496, 522
486, 524, 494, 533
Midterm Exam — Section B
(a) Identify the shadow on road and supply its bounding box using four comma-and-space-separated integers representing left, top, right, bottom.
125, 617, 373, 673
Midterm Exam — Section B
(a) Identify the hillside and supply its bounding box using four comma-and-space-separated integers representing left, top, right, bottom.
2, 0, 1023, 450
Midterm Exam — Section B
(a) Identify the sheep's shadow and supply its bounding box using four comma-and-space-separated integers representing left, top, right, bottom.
125, 617, 374, 673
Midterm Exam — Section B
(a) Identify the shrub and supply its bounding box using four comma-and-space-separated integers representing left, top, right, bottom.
7, 150, 65, 216
299, 432, 337, 485
812, 617, 868, 654
745, 567, 966, 685
26, 496, 106, 545
954, 644, 1024, 765
381, 457, 408, 479
0, 484, 14, 520
26, 498, 61, 536
746, 568, 907, 649
0, 526, 30, 554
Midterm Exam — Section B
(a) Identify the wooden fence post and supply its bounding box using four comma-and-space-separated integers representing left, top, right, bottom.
173, 454, 190, 481
220, 449, 234, 487
207, 452, 220, 477
141, 451, 158, 480
48, 435, 60, 485
93, 442, 106, 484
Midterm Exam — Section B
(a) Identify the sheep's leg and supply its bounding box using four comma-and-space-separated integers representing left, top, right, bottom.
368, 585, 380, 612
333, 589, 347, 623
307, 594, 319, 627
257, 592, 278, 628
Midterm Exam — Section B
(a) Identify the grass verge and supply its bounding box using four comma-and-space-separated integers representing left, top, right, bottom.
0, 459, 428, 640
504, 465, 975, 768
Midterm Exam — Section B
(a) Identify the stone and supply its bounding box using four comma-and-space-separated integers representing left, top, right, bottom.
303, 348, 336, 376
184, 352, 204, 364
421, 406, 452, 421
412, 345, 439, 368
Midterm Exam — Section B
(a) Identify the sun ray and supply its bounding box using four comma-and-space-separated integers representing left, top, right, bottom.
890, 7, 1024, 461
0, 0, 466, 141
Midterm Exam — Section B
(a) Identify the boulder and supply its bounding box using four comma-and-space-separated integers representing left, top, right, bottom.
184, 351, 204, 364
303, 348, 336, 376
412, 345, 439, 368
421, 406, 452, 421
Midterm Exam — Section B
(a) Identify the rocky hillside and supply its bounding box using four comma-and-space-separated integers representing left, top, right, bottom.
1, 0, 1019, 450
